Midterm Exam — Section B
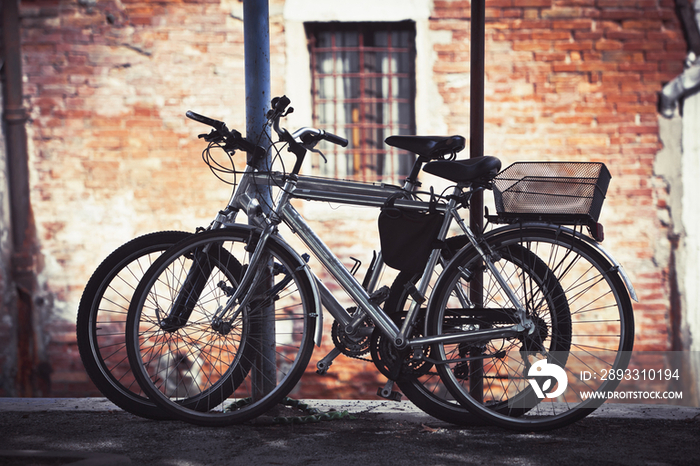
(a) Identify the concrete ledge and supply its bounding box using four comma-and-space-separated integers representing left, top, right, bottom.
0, 397, 698, 421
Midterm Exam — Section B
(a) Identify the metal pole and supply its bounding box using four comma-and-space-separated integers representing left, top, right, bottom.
469, 0, 485, 402
244, 0, 272, 158
243, 0, 276, 399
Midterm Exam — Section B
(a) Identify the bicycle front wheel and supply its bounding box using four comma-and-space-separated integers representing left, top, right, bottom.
428, 226, 634, 431
126, 227, 317, 426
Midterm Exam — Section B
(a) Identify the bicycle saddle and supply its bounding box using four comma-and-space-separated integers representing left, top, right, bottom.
384, 135, 465, 160
423, 156, 502, 183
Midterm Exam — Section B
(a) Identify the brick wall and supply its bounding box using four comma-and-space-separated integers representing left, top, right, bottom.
430, 0, 682, 354
6, 0, 684, 399
18, 0, 257, 396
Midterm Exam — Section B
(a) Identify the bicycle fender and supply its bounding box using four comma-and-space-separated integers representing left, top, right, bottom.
481, 223, 638, 302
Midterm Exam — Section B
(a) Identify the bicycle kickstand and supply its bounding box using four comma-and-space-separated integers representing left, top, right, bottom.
316, 347, 342, 375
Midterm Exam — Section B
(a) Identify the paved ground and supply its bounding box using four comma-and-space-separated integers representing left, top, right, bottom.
1, 398, 699, 466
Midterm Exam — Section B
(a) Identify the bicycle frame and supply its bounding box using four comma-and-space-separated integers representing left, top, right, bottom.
177, 107, 636, 367
209, 164, 535, 354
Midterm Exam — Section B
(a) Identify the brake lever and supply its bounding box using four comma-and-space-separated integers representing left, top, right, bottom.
308, 146, 327, 164
199, 130, 224, 143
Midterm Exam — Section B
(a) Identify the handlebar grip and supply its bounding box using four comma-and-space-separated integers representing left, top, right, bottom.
323, 131, 348, 147
186, 110, 226, 132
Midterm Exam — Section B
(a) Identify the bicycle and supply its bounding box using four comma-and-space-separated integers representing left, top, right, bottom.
123, 95, 636, 430
76, 102, 477, 423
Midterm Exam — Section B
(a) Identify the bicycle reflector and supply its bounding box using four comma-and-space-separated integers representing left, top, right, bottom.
591, 222, 604, 242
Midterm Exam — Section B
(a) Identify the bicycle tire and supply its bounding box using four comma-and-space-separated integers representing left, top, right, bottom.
428, 226, 634, 431
76, 231, 191, 419
386, 236, 570, 425
126, 226, 318, 426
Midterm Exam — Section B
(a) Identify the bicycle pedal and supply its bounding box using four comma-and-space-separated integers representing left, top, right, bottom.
376, 386, 403, 402
402, 282, 425, 304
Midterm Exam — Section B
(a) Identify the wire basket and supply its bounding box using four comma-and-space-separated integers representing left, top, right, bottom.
492, 162, 611, 223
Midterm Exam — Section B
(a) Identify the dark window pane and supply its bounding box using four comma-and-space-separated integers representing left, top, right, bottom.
338, 50, 360, 74
342, 77, 361, 99
309, 22, 415, 181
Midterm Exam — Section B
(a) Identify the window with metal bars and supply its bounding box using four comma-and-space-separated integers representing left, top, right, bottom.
307, 22, 416, 182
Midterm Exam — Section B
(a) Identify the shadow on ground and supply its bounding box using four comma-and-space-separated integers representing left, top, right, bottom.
1, 400, 699, 465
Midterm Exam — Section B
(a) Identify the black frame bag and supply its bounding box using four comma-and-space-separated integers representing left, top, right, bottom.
378, 195, 444, 273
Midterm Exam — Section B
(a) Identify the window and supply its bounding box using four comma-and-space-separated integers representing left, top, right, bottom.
307, 22, 416, 182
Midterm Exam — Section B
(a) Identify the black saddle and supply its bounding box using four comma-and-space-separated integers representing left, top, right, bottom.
423, 156, 501, 183
385, 135, 466, 160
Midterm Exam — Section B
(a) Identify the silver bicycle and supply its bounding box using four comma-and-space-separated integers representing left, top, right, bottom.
125, 96, 636, 430
77, 99, 479, 423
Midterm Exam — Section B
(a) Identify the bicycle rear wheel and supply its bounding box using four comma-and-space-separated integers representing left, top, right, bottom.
387, 237, 569, 425
126, 226, 317, 426
428, 226, 634, 431
76, 231, 190, 419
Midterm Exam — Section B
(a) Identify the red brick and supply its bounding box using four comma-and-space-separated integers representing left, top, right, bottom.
553, 40, 594, 51
595, 39, 624, 51
553, 114, 594, 124
532, 31, 571, 40
552, 19, 593, 29
513, 40, 553, 51
599, 8, 646, 20
622, 19, 663, 29
513, 0, 552, 6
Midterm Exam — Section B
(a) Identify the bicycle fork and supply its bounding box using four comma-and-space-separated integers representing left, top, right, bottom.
208, 225, 278, 334
159, 245, 216, 332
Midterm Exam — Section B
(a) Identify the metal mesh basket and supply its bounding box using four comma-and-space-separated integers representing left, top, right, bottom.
493, 162, 611, 223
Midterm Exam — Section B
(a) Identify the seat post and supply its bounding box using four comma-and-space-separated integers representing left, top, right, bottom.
403, 156, 429, 190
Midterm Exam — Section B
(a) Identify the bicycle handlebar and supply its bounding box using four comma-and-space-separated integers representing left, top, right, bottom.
186, 110, 266, 162
320, 130, 349, 147
297, 128, 349, 148
187, 96, 347, 174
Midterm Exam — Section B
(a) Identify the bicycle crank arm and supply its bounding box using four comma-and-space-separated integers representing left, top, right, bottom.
316, 347, 342, 374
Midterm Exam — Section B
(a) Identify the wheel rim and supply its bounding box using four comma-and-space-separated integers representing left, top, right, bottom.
432, 229, 634, 430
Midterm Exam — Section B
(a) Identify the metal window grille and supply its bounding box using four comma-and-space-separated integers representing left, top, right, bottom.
307, 22, 416, 182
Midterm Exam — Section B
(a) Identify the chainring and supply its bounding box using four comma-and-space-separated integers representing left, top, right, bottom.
370, 312, 432, 380
331, 307, 372, 358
